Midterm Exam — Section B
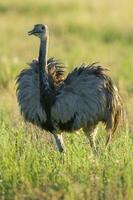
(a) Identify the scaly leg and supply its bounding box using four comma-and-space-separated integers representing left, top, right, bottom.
83, 126, 98, 153
53, 133, 65, 153
105, 129, 112, 146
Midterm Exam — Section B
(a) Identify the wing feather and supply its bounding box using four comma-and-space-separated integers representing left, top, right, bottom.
16, 57, 66, 126
16, 63, 47, 125
47, 57, 66, 87
51, 65, 107, 129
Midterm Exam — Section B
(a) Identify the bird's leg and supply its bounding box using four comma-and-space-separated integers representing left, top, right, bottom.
105, 129, 112, 146
83, 126, 98, 153
53, 133, 65, 153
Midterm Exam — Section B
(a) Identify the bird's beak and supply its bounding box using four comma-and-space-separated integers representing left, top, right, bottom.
28, 29, 35, 36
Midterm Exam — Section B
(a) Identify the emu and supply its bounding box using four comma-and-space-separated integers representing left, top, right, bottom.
16, 24, 124, 153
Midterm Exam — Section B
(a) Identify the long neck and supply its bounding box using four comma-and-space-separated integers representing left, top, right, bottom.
39, 37, 49, 91
39, 38, 48, 73
38, 36, 56, 108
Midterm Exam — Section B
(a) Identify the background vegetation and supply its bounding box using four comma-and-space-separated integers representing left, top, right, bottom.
0, 0, 133, 199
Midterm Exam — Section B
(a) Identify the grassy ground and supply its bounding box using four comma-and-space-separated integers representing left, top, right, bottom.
0, 0, 133, 199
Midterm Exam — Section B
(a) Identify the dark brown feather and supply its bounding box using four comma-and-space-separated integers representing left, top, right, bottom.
47, 57, 66, 87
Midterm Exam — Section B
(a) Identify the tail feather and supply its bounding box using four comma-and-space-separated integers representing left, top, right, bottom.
112, 94, 125, 134
105, 75, 125, 134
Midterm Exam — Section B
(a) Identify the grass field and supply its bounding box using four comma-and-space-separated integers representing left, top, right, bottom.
0, 0, 133, 199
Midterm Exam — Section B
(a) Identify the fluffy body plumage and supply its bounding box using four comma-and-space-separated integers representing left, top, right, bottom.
16, 62, 123, 139
16, 24, 124, 152
16, 57, 65, 128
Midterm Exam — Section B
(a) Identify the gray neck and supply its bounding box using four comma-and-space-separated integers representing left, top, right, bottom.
39, 38, 48, 73
38, 37, 49, 90
38, 36, 56, 113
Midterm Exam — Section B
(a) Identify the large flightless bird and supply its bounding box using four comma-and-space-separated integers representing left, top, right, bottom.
16, 24, 124, 153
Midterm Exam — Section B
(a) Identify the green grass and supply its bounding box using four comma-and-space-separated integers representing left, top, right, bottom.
0, 109, 132, 200
0, 0, 133, 199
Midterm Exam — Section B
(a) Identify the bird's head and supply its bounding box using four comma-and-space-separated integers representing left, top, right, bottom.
28, 24, 48, 40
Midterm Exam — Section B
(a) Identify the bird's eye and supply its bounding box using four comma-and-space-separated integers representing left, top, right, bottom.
42, 26, 44, 30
